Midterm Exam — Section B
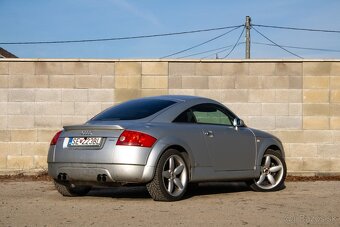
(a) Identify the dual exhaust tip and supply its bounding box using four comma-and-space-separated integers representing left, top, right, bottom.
57, 173, 67, 181
97, 174, 107, 182
57, 173, 107, 182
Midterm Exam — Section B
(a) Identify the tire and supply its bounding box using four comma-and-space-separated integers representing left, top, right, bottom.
54, 180, 92, 197
146, 149, 189, 201
248, 149, 286, 192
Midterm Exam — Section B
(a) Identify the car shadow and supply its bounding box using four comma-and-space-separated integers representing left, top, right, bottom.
87, 182, 251, 200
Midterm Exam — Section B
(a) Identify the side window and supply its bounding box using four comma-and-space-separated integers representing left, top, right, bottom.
173, 109, 196, 123
192, 104, 233, 126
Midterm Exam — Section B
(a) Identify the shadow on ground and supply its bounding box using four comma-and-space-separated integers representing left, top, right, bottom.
87, 182, 251, 200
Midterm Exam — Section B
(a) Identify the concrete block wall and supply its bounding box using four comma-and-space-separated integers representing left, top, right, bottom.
0, 59, 339, 175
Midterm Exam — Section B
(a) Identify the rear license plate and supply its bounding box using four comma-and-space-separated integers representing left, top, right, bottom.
68, 137, 102, 147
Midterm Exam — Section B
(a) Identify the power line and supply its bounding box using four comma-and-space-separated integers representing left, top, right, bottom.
160, 25, 243, 58
177, 44, 235, 58
0, 25, 243, 45
201, 42, 245, 59
223, 26, 245, 58
251, 26, 303, 59
252, 24, 340, 33
253, 41, 340, 53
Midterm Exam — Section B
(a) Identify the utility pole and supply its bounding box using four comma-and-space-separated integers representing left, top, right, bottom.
245, 16, 251, 59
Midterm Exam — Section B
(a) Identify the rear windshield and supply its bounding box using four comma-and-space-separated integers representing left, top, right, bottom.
91, 99, 176, 121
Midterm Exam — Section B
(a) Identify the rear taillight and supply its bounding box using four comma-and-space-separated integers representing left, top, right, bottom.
50, 130, 63, 145
116, 130, 156, 147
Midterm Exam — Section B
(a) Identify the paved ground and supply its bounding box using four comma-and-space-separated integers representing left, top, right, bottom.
0, 181, 339, 227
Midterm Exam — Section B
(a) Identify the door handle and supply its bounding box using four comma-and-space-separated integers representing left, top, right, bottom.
203, 130, 214, 137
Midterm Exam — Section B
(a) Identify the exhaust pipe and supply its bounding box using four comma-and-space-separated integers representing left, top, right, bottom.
57, 173, 67, 181
97, 174, 107, 182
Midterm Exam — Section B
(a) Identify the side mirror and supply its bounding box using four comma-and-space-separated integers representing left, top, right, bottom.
233, 118, 245, 127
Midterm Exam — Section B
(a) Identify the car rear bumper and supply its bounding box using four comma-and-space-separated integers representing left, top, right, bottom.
48, 162, 155, 184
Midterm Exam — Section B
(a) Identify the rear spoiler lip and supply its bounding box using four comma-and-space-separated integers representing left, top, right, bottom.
63, 124, 124, 131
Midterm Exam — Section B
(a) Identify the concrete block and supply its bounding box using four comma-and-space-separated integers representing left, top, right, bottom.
330, 90, 340, 103
0, 130, 10, 142
33, 155, 47, 168
289, 103, 302, 116
37, 129, 60, 142
20, 102, 35, 115
35, 102, 62, 115
61, 102, 75, 115
276, 89, 302, 103
247, 116, 275, 130
303, 62, 331, 77
235, 76, 261, 89
303, 76, 329, 89
35, 116, 62, 128
0, 116, 7, 129
289, 76, 302, 89
330, 158, 340, 171
287, 143, 317, 157
8, 115, 34, 129
0, 62, 9, 74
101, 76, 115, 88
0, 75, 8, 88
10, 129, 37, 142
141, 89, 168, 97
302, 157, 331, 171
221, 89, 248, 103
9, 62, 35, 75
101, 102, 114, 111
303, 130, 333, 143
142, 76, 168, 89
88, 89, 114, 102
49, 75, 75, 88
62, 89, 88, 102
226, 103, 262, 116
303, 104, 329, 116
62, 115, 89, 126
276, 116, 302, 129
209, 76, 235, 89
74, 102, 102, 116
169, 89, 195, 96
169, 76, 182, 89
222, 63, 248, 76
249, 63, 275, 76
330, 117, 340, 129
0, 89, 8, 101
262, 76, 290, 89
142, 62, 168, 75
9, 89, 35, 102
22, 143, 49, 156
35, 89, 61, 102
330, 104, 340, 116
196, 63, 222, 76
89, 62, 115, 75
303, 89, 329, 103
330, 62, 340, 76
194, 89, 222, 102
0, 155, 6, 169
7, 102, 21, 115
7, 155, 34, 170
330, 76, 340, 89
182, 76, 208, 89
285, 157, 303, 172
0, 102, 7, 115
75, 75, 101, 88
169, 62, 195, 76
115, 76, 141, 89
115, 62, 141, 75
275, 62, 302, 76
36, 62, 63, 75
114, 89, 141, 103
63, 62, 89, 75
332, 130, 340, 144
303, 116, 329, 130
270, 130, 304, 143
8, 143, 21, 155
317, 144, 340, 158
248, 89, 276, 103
0, 143, 10, 155
262, 103, 289, 116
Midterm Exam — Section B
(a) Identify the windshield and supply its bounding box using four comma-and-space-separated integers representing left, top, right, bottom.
91, 99, 176, 121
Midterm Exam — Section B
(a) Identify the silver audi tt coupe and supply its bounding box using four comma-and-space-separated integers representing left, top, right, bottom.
48, 95, 286, 201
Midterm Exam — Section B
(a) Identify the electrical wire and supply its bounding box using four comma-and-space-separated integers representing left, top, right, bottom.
252, 41, 340, 53
0, 25, 243, 45
201, 42, 245, 59
160, 25, 243, 58
177, 44, 235, 58
252, 24, 340, 33
223, 26, 245, 58
251, 26, 303, 59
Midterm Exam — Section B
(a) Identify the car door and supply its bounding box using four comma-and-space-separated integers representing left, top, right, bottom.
191, 103, 256, 171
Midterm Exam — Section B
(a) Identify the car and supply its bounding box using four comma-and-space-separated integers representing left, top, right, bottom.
48, 95, 287, 201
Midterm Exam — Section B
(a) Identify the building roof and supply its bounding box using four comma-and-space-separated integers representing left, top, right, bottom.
0, 47, 17, 58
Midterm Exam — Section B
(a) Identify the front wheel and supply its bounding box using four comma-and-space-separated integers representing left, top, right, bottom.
146, 149, 189, 201
248, 149, 286, 192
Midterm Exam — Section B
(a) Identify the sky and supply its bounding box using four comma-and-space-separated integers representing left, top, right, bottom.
1, 0, 340, 59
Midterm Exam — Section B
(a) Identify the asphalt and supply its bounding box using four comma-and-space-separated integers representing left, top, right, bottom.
0, 181, 339, 226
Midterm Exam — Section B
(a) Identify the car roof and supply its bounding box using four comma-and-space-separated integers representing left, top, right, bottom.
140, 95, 209, 102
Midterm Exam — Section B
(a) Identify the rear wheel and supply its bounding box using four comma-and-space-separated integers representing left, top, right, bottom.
146, 149, 189, 201
248, 149, 286, 192
54, 180, 92, 197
